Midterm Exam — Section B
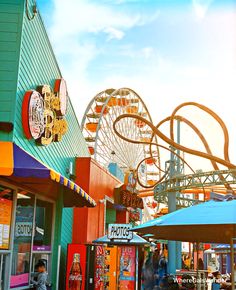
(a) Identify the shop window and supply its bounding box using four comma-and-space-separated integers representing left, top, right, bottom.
33, 199, 53, 250
31, 253, 51, 272
31, 199, 53, 284
10, 192, 54, 288
10, 192, 35, 289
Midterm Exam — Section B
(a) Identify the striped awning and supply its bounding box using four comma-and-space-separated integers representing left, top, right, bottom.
0, 142, 96, 207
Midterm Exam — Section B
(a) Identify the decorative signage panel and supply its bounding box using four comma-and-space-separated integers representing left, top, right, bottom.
114, 171, 144, 209
108, 224, 133, 240
22, 79, 68, 146
120, 190, 143, 209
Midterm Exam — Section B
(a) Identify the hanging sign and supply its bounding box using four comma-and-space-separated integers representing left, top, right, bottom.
114, 171, 144, 209
114, 187, 143, 209
108, 224, 133, 240
22, 79, 68, 146
120, 190, 143, 209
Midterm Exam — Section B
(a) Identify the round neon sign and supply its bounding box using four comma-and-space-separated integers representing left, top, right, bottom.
22, 90, 45, 140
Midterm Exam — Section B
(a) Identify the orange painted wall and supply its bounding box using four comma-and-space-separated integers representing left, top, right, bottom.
72, 157, 122, 243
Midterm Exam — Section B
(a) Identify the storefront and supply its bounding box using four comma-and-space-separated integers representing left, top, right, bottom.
68, 159, 145, 289
73, 157, 127, 245
92, 224, 148, 290
0, 143, 95, 289
0, 1, 96, 289
72, 158, 144, 245
0, 182, 55, 289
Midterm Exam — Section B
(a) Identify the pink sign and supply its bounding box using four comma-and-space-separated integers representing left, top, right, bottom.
119, 246, 136, 290
10, 273, 29, 288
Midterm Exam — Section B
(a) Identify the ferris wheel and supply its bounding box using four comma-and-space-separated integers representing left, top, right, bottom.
81, 88, 160, 187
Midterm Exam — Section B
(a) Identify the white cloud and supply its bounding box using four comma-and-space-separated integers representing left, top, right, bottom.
192, 0, 214, 19
50, 0, 159, 39
103, 27, 125, 40
142, 47, 154, 59
46, 1, 236, 170
48, 0, 160, 121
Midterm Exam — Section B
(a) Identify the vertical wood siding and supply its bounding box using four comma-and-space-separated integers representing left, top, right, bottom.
0, 0, 23, 141
12, 0, 89, 177
60, 207, 73, 289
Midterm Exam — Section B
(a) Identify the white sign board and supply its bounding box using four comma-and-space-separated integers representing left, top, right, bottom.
108, 224, 133, 240
15, 222, 32, 237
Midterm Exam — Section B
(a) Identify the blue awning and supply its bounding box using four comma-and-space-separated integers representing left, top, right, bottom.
93, 233, 149, 246
131, 200, 236, 243
0, 142, 96, 207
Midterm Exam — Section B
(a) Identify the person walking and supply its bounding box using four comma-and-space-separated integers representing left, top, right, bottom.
141, 252, 155, 290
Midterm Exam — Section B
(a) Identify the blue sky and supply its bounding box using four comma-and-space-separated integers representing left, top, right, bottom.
37, 0, 236, 169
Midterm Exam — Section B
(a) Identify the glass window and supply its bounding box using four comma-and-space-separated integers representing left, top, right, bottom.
33, 199, 53, 251
10, 192, 35, 289
10, 192, 54, 288
31, 199, 53, 284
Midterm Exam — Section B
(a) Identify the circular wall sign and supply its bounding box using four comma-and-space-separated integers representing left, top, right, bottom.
54, 78, 68, 116
22, 90, 45, 139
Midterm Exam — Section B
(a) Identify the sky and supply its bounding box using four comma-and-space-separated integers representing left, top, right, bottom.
37, 0, 236, 171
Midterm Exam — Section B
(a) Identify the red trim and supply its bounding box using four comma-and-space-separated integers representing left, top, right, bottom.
22, 91, 33, 139
54, 79, 61, 93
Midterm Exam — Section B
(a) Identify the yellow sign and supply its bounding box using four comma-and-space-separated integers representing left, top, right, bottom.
0, 198, 12, 249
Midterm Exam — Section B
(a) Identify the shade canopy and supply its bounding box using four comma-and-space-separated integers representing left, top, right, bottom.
93, 233, 149, 246
0, 142, 96, 207
142, 234, 154, 238
132, 200, 236, 243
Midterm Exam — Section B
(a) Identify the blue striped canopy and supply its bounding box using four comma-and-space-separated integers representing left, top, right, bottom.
0, 142, 96, 207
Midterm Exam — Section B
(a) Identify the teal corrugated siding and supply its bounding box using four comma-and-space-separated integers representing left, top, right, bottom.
0, 2, 90, 289
59, 208, 73, 288
0, 0, 23, 141
12, 0, 89, 177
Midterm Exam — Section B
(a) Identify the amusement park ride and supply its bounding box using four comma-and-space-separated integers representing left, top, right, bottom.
82, 88, 236, 275
81, 88, 160, 219
82, 88, 236, 217
81, 88, 160, 174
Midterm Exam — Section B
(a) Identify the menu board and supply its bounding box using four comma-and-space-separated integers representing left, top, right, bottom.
0, 198, 12, 249
118, 246, 136, 290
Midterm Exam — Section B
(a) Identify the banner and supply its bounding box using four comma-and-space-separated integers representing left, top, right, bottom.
94, 245, 105, 290
118, 246, 136, 290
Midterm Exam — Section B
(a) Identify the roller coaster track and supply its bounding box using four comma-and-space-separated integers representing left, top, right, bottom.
113, 102, 236, 208
154, 169, 236, 207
